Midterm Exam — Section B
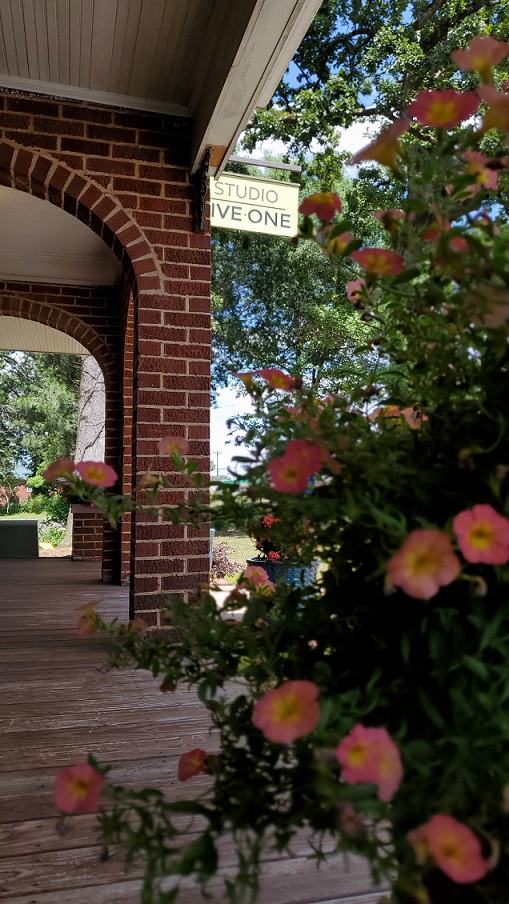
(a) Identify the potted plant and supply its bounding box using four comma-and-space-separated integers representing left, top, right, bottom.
246, 512, 319, 586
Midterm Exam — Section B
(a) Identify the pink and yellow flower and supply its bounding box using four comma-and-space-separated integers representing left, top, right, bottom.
55, 762, 104, 814
252, 680, 320, 743
257, 368, 297, 391
387, 529, 461, 599
269, 439, 322, 494
350, 248, 405, 276
42, 457, 76, 481
178, 748, 207, 781
451, 36, 509, 83
76, 602, 99, 637
350, 119, 410, 168
299, 192, 342, 221
321, 231, 355, 256
157, 435, 189, 456
238, 565, 276, 593
409, 814, 488, 884
336, 724, 403, 802
75, 460, 118, 488
478, 84, 509, 132
453, 504, 509, 564
408, 89, 479, 128
347, 278, 367, 303
339, 803, 366, 837
464, 151, 498, 191
232, 371, 255, 390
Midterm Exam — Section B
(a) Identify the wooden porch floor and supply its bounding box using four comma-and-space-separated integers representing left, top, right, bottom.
0, 558, 383, 904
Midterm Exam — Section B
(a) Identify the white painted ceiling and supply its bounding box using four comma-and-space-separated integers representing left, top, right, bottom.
0, 0, 322, 172
0, 185, 122, 286
0, 315, 88, 354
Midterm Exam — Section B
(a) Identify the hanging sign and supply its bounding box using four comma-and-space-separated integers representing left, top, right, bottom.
210, 173, 299, 237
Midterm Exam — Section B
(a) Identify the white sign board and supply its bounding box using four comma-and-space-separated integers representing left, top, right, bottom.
210, 173, 299, 237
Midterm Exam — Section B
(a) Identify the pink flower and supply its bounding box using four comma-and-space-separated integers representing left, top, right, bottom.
75, 460, 118, 488
407, 89, 479, 128
252, 680, 320, 743
320, 230, 355, 256
232, 371, 255, 390
178, 748, 207, 781
269, 439, 322, 493
42, 457, 76, 481
266, 550, 280, 562
478, 84, 509, 132
350, 120, 410, 168
373, 209, 406, 237
339, 803, 366, 837
408, 823, 431, 865
76, 603, 98, 637
453, 504, 509, 564
239, 565, 276, 593
448, 236, 470, 253
451, 36, 509, 83
464, 150, 499, 191
347, 278, 367, 303
55, 762, 104, 814
137, 471, 160, 489
299, 192, 342, 221
157, 435, 189, 456
387, 529, 461, 600
336, 724, 403, 802
410, 814, 488, 884
257, 368, 296, 391
350, 248, 405, 276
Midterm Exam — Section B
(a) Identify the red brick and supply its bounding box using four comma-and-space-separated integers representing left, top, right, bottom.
1, 113, 31, 129
86, 156, 135, 175
114, 145, 161, 162
8, 97, 59, 116
87, 124, 136, 143
62, 137, 110, 155
14, 148, 34, 176
30, 156, 53, 185
0, 143, 15, 170
137, 275, 161, 290
66, 174, 88, 200
62, 105, 112, 123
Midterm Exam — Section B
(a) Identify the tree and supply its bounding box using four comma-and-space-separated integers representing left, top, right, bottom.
243, 0, 508, 157
211, 1, 509, 392
0, 351, 81, 479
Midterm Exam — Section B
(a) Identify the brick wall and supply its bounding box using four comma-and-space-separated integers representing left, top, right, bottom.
71, 504, 104, 561
0, 89, 211, 622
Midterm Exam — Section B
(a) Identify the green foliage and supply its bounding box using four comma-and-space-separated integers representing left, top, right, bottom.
243, 0, 508, 156
0, 351, 81, 477
38, 521, 66, 546
60, 66, 509, 903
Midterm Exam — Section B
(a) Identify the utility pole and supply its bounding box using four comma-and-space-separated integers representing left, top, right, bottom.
212, 450, 220, 477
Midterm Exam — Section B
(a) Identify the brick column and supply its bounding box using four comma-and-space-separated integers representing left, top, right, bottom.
129, 231, 212, 625
71, 504, 104, 560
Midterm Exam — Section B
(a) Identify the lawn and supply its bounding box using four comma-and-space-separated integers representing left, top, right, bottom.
0, 512, 49, 521
213, 529, 254, 577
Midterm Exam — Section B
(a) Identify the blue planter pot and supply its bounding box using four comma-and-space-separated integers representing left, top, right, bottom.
246, 557, 319, 588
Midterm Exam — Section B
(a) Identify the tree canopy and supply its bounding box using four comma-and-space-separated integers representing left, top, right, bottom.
0, 351, 81, 482
211, 0, 509, 394
243, 0, 507, 157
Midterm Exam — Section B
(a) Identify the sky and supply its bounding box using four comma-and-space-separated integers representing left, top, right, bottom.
210, 121, 379, 475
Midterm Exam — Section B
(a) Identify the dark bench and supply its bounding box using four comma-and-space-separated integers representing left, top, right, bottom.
0, 520, 39, 558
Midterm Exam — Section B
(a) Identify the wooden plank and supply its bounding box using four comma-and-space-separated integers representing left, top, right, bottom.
0, 559, 377, 904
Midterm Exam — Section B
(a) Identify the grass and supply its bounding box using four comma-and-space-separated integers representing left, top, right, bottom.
213, 530, 255, 580
0, 512, 50, 521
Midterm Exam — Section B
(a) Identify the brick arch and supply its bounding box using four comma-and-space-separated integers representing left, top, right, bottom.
0, 296, 118, 384
0, 139, 162, 290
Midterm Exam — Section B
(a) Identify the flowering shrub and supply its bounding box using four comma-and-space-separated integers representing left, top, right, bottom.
50, 36, 509, 904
